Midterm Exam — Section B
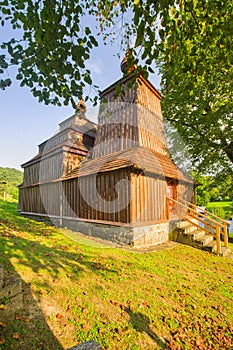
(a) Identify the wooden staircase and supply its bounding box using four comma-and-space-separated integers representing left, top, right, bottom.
167, 198, 231, 256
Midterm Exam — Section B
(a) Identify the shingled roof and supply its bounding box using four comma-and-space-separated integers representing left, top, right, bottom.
62, 146, 193, 184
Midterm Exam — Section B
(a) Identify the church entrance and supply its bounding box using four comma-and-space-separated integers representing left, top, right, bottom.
167, 179, 177, 216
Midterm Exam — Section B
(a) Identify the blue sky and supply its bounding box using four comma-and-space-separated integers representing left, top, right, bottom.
0, 24, 160, 171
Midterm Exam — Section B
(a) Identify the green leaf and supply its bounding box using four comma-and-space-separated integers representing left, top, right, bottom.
16, 73, 23, 80
83, 73, 92, 85
89, 36, 98, 47
85, 27, 91, 35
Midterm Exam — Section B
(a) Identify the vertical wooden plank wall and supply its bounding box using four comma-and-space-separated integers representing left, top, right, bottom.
130, 172, 168, 224
177, 182, 193, 203
23, 149, 85, 188
23, 152, 64, 186
92, 82, 138, 158
61, 169, 131, 224
39, 153, 64, 183
137, 82, 169, 156
39, 183, 61, 216
92, 74, 170, 161
20, 183, 61, 216
20, 169, 170, 225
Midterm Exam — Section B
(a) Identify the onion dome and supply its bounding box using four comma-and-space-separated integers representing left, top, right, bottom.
120, 50, 137, 74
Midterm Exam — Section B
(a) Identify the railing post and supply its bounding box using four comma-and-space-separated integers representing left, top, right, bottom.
223, 222, 229, 248
216, 224, 221, 254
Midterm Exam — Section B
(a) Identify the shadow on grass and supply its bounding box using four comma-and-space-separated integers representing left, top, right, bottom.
0, 200, 118, 349
0, 202, 66, 349
0, 201, 119, 281
125, 307, 168, 349
0, 260, 64, 350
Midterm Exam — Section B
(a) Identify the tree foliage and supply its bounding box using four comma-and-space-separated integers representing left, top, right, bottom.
0, 167, 23, 199
0, 0, 232, 171
156, 0, 233, 172
0, 0, 99, 106
193, 172, 233, 207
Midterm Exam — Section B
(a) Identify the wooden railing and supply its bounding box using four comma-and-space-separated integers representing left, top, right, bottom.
166, 197, 229, 254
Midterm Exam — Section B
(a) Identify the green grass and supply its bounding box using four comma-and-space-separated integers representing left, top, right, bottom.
207, 201, 233, 219
0, 200, 233, 349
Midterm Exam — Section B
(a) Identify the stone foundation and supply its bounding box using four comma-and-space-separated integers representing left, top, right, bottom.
131, 222, 169, 247
67, 340, 100, 350
21, 212, 169, 247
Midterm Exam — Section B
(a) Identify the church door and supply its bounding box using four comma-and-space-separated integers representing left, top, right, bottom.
167, 180, 177, 215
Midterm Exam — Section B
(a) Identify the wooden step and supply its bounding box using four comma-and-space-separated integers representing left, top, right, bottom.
202, 241, 217, 253
177, 221, 191, 229
172, 219, 231, 257
202, 242, 231, 256
191, 230, 206, 240
213, 246, 232, 257
183, 225, 198, 234
183, 229, 205, 240
194, 235, 214, 246
183, 216, 199, 226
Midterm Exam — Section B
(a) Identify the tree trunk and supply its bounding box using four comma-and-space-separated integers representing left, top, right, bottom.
225, 142, 233, 164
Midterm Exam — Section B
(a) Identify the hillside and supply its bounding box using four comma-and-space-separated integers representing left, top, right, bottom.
0, 167, 23, 200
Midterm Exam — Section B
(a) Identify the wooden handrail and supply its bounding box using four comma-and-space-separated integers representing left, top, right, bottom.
177, 197, 229, 226
179, 198, 229, 248
185, 213, 215, 231
167, 197, 229, 253
168, 197, 224, 228
184, 215, 216, 237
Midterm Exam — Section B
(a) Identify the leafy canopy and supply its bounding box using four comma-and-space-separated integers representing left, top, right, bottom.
0, 0, 99, 106
193, 172, 233, 207
1, 0, 233, 171
0, 167, 23, 199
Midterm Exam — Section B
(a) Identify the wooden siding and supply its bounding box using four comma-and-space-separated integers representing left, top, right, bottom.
59, 114, 97, 138
93, 103, 138, 158
19, 183, 61, 216
20, 168, 170, 225
137, 105, 168, 156
38, 116, 96, 154
137, 78, 162, 115
92, 74, 171, 160
63, 169, 131, 223
38, 129, 69, 153
130, 172, 168, 224
177, 182, 193, 203
23, 152, 64, 186
93, 78, 138, 158
23, 150, 87, 186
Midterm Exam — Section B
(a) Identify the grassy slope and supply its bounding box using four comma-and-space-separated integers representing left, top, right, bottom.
207, 201, 232, 218
0, 201, 233, 350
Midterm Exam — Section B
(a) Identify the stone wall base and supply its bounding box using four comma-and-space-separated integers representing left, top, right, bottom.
20, 212, 169, 248
131, 222, 169, 247
67, 340, 100, 350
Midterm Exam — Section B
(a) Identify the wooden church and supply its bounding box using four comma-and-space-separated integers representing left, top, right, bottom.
18, 56, 194, 247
